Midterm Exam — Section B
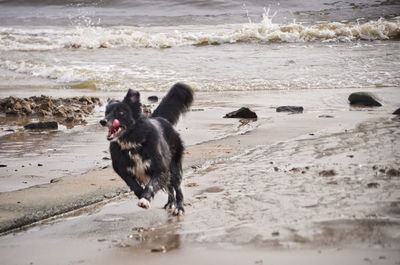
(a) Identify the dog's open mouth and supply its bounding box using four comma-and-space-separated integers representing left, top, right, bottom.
107, 119, 125, 141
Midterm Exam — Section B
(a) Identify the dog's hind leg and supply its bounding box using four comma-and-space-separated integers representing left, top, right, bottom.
170, 164, 184, 216
163, 185, 176, 210
173, 181, 184, 216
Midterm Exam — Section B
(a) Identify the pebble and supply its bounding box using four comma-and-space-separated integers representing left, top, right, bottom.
367, 182, 379, 188
151, 246, 166, 253
319, 170, 336, 177
271, 231, 280, 236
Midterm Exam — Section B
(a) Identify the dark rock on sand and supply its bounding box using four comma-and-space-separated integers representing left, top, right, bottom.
348, 92, 382, 107
276, 106, 304, 113
50, 178, 61, 184
367, 182, 380, 188
147, 96, 159, 103
24, 121, 58, 130
224, 107, 257, 119
319, 170, 336, 177
393, 108, 400, 115
191, 108, 205, 112
319, 115, 334, 118
386, 168, 400, 177
271, 231, 280, 236
0, 164, 7, 167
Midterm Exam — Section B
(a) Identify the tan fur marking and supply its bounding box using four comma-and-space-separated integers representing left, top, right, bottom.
128, 152, 151, 185
117, 140, 140, 150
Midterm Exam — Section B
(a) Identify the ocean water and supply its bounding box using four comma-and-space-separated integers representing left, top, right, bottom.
0, 0, 399, 92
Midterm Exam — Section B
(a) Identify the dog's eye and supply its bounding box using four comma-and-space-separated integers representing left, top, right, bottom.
119, 111, 124, 116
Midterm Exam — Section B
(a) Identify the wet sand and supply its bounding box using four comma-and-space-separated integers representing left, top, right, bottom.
0, 88, 400, 264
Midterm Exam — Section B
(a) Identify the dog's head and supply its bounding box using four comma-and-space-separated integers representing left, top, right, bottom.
100, 89, 142, 141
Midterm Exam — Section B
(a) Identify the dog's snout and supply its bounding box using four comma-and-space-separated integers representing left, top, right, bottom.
99, 119, 107, 126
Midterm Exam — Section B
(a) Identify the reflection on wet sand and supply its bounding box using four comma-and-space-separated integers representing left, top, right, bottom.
127, 218, 182, 253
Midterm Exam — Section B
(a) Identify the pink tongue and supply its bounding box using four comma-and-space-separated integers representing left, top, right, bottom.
112, 119, 120, 128
107, 119, 121, 139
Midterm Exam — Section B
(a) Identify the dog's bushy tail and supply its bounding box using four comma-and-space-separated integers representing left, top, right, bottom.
151, 83, 194, 125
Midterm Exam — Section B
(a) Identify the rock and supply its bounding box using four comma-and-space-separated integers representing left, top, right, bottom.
393, 108, 400, 115
318, 115, 334, 118
271, 231, 280, 236
0, 164, 7, 167
79, 96, 93, 104
348, 92, 382, 107
37, 163, 43, 167
386, 168, 400, 177
64, 116, 77, 123
367, 182, 379, 188
14, 101, 22, 110
38, 109, 52, 116
0, 95, 101, 127
50, 178, 61, 183
21, 100, 32, 114
319, 170, 336, 177
224, 107, 257, 119
191, 108, 204, 112
151, 246, 166, 253
276, 106, 304, 113
147, 96, 158, 103
24, 121, 58, 130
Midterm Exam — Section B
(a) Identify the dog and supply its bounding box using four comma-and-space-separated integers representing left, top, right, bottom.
100, 83, 193, 215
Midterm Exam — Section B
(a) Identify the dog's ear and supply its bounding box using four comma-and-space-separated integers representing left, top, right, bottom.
123, 89, 141, 106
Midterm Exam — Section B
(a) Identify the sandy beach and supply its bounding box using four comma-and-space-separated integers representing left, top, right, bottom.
1, 88, 399, 264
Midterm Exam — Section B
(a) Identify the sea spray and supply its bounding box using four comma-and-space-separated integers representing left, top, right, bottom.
0, 18, 399, 51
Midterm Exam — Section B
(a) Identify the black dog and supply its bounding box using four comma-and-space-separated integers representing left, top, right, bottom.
100, 83, 193, 215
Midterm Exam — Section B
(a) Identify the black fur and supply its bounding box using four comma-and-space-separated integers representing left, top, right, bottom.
152, 82, 194, 125
100, 83, 194, 215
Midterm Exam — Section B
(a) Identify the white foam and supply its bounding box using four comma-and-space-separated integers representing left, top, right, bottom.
0, 17, 398, 51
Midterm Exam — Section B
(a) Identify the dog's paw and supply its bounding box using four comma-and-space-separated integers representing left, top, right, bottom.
172, 206, 184, 216
163, 202, 176, 210
137, 198, 150, 209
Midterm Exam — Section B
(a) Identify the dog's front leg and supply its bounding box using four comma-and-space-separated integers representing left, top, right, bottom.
116, 172, 144, 198
126, 177, 144, 199
137, 176, 162, 209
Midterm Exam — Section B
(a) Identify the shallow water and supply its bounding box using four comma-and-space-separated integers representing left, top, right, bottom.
0, 0, 399, 92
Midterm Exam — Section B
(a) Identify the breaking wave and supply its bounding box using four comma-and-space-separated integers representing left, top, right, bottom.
0, 17, 399, 51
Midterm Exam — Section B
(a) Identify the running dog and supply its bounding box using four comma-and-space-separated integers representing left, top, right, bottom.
100, 83, 194, 215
